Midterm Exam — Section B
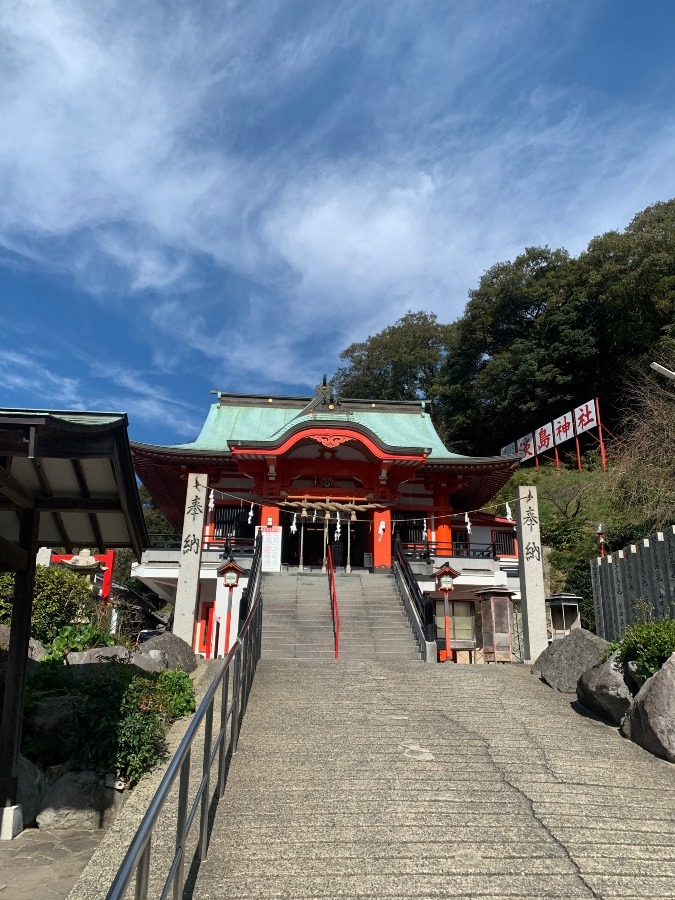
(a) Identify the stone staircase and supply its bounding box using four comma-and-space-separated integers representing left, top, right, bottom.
260, 572, 421, 661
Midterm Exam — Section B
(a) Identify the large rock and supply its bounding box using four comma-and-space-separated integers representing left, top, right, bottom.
28, 694, 77, 736
0, 624, 46, 667
576, 652, 633, 723
66, 645, 163, 677
531, 628, 609, 693
36, 770, 123, 829
137, 632, 197, 673
626, 659, 647, 692
621, 652, 675, 762
17, 754, 49, 826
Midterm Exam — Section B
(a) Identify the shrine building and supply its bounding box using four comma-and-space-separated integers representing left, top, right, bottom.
131, 378, 521, 657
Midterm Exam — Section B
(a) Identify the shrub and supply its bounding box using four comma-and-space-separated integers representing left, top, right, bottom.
155, 669, 196, 719
611, 618, 675, 681
0, 567, 94, 644
43, 622, 117, 662
21, 660, 196, 785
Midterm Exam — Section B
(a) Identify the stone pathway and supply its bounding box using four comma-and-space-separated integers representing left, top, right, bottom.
192, 660, 675, 899
0, 827, 104, 900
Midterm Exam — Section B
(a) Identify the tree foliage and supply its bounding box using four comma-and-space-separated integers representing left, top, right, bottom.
332, 311, 453, 404
329, 200, 675, 456
437, 202, 675, 453
0, 566, 94, 644
607, 349, 675, 536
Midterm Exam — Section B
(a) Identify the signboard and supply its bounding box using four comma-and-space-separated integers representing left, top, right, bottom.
501, 441, 516, 456
553, 412, 574, 446
256, 526, 282, 572
574, 399, 597, 435
516, 434, 534, 461
534, 423, 553, 455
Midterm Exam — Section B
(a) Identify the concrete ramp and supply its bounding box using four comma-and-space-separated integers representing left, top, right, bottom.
194, 660, 675, 899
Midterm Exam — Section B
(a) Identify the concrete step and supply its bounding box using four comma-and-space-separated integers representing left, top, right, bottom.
261, 571, 419, 661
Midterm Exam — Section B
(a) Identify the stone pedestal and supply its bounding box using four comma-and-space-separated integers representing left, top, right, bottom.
0, 804, 22, 840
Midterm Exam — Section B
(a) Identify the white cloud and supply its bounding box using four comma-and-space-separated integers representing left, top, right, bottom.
1, 0, 675, 395
0, 340, 201, 437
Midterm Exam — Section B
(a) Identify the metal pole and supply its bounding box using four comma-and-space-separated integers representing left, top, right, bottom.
217, 667, 230, 799
173, 752, 191, 900
198, 702, 214, 860
134, 837, 151, 900
231, 650, 242, 753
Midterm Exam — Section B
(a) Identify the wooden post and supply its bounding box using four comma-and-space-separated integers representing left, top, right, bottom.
595, 396, 607, 472
322, 511, 329, 573
0, 509, 39, 817
299, 518, 305, 571
346, 516, 352, 574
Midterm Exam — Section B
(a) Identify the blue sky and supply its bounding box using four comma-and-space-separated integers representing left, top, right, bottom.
2, 0, 675, 446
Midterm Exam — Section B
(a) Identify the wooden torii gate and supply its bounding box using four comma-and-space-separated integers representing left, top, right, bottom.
0, 409, 148, 839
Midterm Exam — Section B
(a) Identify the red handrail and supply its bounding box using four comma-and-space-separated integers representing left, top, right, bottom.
327, 545, 339, 659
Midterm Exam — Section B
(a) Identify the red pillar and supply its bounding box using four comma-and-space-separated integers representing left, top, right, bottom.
260, 505, 280, 527
372, 509, 391, 571
434, 483, 452, 557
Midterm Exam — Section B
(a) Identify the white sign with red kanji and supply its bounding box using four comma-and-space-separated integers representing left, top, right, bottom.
553, 412, 574, 446
534, 423, 554, 455
574, 399, 597, 435
517, 433, 534, 460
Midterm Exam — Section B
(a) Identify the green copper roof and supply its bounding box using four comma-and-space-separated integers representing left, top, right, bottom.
169, 398, 458, 459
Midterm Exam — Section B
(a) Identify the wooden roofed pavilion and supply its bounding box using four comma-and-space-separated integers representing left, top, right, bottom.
0, 409, 148, 836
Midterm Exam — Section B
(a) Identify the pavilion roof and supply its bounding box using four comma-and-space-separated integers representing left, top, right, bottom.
0, 408, 149, 564
131, 390, 520, 528
139, 392, 456, 459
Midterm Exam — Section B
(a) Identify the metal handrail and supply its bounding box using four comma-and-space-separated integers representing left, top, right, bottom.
327, 545, 339, 659
105, 535, 264, 900
393, 536, 436, 663
398, 540, 499, 560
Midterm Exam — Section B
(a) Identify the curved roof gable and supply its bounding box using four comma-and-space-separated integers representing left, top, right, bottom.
167, 392, 455, 460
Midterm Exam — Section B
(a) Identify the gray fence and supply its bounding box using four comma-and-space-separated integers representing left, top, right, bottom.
590, 525, 675, 640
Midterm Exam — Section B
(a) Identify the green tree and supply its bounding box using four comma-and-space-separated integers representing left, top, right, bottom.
436, 199, 675, 454
438, 246, 578, 453
0, 566, 94, 644
332, 311, 453, 405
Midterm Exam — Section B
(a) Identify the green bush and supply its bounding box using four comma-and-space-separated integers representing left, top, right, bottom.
43, 622, 117, 662
0, 567, 94, 644
610, 618, 675, 681
155, 669, 196, 719
21, 660, 196, 785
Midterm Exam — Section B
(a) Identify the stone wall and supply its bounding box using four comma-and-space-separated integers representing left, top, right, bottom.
591, 525, 675, 640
